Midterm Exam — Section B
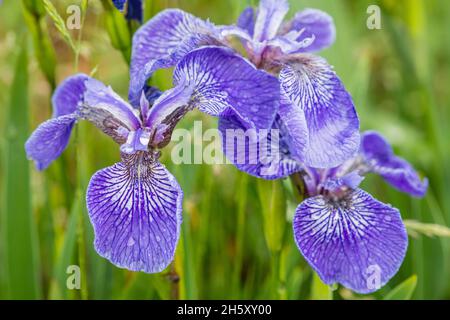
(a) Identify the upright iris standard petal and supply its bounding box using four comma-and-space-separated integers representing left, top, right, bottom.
174, 46, 280, 130
146, 82, 195, 148
237, 7, 255, 37
281, 8, 336, 53
361, 131, 428, 197
25, 114, 77, 170
129, 9, 221, 105
52, 73, 89, 117
293, 188, 408, 294
280, 54, 359, 168
253, 0, 289, 42
219, 111, 302, 180
81, 78, 141, 143
86, 152, 183, 273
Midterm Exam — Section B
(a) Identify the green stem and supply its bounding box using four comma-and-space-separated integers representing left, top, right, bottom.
232, 173, 248, 298
271, 250, 286, 299
289, 172, 306, 203
74, 0, 88, 71
168, 262, 180, 300
75, 126, 88, 300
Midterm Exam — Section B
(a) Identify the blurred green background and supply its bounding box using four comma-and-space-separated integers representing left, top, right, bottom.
0, 0, 449, 300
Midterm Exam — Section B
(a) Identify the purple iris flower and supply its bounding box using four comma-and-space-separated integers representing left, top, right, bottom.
112, 0, 142, 22
222, 0, 359, 169
129, 0, 359, 168
25, 46, 280, 273
218, 1, 428, 293
223, 117, 427, 292
293, 131, 427, 293
222, 0, 335, 65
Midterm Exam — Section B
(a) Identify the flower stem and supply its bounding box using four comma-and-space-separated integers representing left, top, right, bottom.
289, 172, 306, 203
168, 262, 180, 300
271, 249, 287, 299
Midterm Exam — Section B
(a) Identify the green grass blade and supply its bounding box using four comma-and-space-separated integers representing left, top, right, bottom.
405, 219, 450, 238
256, 179, 286, 253
21, 0, 56, 90
51, 196, 80, 299
384, 275, 418, 300
42, 0, 76, 52
1, 38, 42, 299
101, 0, 132, 64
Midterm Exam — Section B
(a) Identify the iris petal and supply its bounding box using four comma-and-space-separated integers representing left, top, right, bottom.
125, 0, 142, 22
112, 0, 142, 22
174, 46, 280, 130
219, 111, 302, 180
280, 54, 359, 168
237, 7, 255, 37
253, 0, 289, 42
277, 90, 308, 164
86, 152, 183, 273
293, 188, 408, 293
26, 74, 89, 170
129, 9, 221, 105
112, 0, 126, 11
146, 82, 195, 148
51, 73, 88, 117
81, 78, 141, 143
25, 114, 77, 170
281, 8, 336, 53
361, 131, 428, 197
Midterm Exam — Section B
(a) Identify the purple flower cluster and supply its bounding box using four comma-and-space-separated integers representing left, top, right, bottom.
26, 0, 427, 293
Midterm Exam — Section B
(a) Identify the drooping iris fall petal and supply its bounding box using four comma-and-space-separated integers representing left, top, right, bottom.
25, 74, 88, 170
360, 131, 428, 197
174, 46, 280, 130
25, 114, 77, 171
293, 188, 408, 294
219, 112, 302, 179
279, 54, 360, 168
86, 152, 183, 273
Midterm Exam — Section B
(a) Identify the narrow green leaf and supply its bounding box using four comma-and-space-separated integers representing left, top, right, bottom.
52, 196, 80, 299
384, 275, 418, 300
310, 272, 332, 300
1, 38, 42, 299
101, 0, 131, 64
42, 0, 76, 52
257, 179, 286, 253
21, 0, 56, 90
404, 219, 450, 238
231, 172, 248, 298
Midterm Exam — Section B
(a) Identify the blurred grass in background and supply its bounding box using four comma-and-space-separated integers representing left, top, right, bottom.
0, 0, 449, 300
